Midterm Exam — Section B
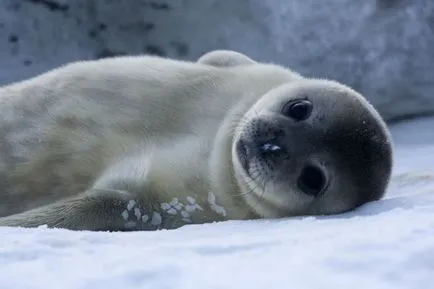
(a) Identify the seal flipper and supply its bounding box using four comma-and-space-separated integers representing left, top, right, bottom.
0, 188, 158, 231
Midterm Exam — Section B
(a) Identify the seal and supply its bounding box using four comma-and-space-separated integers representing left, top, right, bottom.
0, 50, 393, 231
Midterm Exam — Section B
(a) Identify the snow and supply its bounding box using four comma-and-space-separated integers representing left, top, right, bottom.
1, 117, 434, 289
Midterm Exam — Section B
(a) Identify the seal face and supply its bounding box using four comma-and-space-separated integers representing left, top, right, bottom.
232, 79, 393, 218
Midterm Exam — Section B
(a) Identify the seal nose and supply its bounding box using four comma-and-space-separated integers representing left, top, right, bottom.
259, 140, 288, 160
260, 142, 282, 153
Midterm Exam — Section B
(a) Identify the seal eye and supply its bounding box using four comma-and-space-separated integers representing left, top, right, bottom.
283, 100, 312, 121
297, 165, 326, 197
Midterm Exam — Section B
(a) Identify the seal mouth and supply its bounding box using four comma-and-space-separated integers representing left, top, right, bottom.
236, 139, 249, 172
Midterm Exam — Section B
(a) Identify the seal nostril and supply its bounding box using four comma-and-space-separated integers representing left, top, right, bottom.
297, 165, 326, 197
259, 141, 285, 159
261, 142, 281, 153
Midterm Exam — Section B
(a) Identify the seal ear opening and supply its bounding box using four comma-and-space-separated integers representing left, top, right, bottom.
197, 50, 257, 67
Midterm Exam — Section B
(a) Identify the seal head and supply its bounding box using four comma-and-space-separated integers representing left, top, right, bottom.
232, 79, 393, 218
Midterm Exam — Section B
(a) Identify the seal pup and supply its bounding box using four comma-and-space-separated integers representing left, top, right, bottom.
0, 50, 393, 231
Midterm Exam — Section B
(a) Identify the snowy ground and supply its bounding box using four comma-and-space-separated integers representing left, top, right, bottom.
1, 117, 434, 289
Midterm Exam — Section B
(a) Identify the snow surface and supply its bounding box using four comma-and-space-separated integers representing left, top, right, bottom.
1, 117, 434, 289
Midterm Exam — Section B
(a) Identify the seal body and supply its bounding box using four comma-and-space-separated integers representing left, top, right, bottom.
0, 51, 393, 231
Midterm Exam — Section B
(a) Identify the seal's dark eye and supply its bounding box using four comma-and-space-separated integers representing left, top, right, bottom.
297, 165, 326, 197
283, 100, 312, 121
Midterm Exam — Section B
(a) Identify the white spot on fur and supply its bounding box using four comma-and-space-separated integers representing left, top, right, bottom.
141, 215, 149, 223
186, 196, 196, 204
127, 200, 136, 211
134, 207, 141, 220
170, 198, 179, 206
121, 210, 129, 221
151, 212, 162, 226
185, 204, 197, 213
208, 191, 227, 217
207, 192, 216, 204
161, 203, 171, 210
167, 208, 177, 215
211, 204, 227, 216
181, 210, 190, 218
184, 197, 204, 213
161, 200, 184, 215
